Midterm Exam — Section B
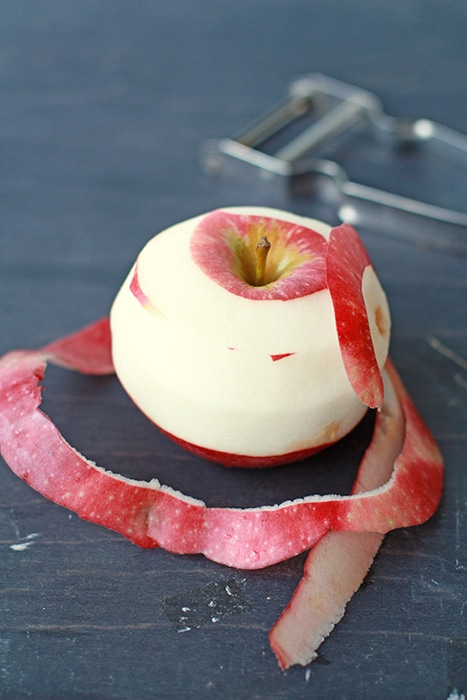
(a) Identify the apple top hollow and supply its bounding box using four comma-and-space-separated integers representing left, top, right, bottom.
189, 209, 329, 301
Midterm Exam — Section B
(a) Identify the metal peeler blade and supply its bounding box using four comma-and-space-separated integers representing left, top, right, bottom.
200, 74, 467, 255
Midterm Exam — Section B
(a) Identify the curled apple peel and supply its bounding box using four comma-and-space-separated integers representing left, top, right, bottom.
0, 211, 443, 667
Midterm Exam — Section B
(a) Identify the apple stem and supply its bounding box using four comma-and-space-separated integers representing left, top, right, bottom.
255, 236, 271, 286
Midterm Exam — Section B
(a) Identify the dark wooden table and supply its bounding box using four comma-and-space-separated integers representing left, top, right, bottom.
1, 2, 466, 698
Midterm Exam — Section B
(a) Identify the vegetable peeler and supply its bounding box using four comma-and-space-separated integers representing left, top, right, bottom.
201, 74, 467, 255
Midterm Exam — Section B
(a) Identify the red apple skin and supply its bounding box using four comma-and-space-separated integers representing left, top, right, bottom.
157, 425, 334, 468
340, 359, 444, 531
41, 316, 114, 375
129, 263, 163, 317
326, 223, 384, 409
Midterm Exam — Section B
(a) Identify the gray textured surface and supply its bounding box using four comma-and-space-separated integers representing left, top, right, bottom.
1, 2, 466, 698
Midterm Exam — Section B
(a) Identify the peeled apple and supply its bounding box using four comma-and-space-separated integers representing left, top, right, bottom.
110, 208, 391, 466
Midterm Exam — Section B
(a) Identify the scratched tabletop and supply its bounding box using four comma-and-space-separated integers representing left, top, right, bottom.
1, 2, 466, 699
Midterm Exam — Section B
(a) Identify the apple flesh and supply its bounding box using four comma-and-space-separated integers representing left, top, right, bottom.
110, 207, 391, 466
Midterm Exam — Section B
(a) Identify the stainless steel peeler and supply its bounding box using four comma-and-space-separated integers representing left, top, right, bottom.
201, 74, 467, 255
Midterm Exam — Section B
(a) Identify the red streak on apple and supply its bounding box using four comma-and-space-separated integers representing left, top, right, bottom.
157, 424, 330, 468
130, 265, 163, 317
270, 353, 295, 362
326, 223, 383, 408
